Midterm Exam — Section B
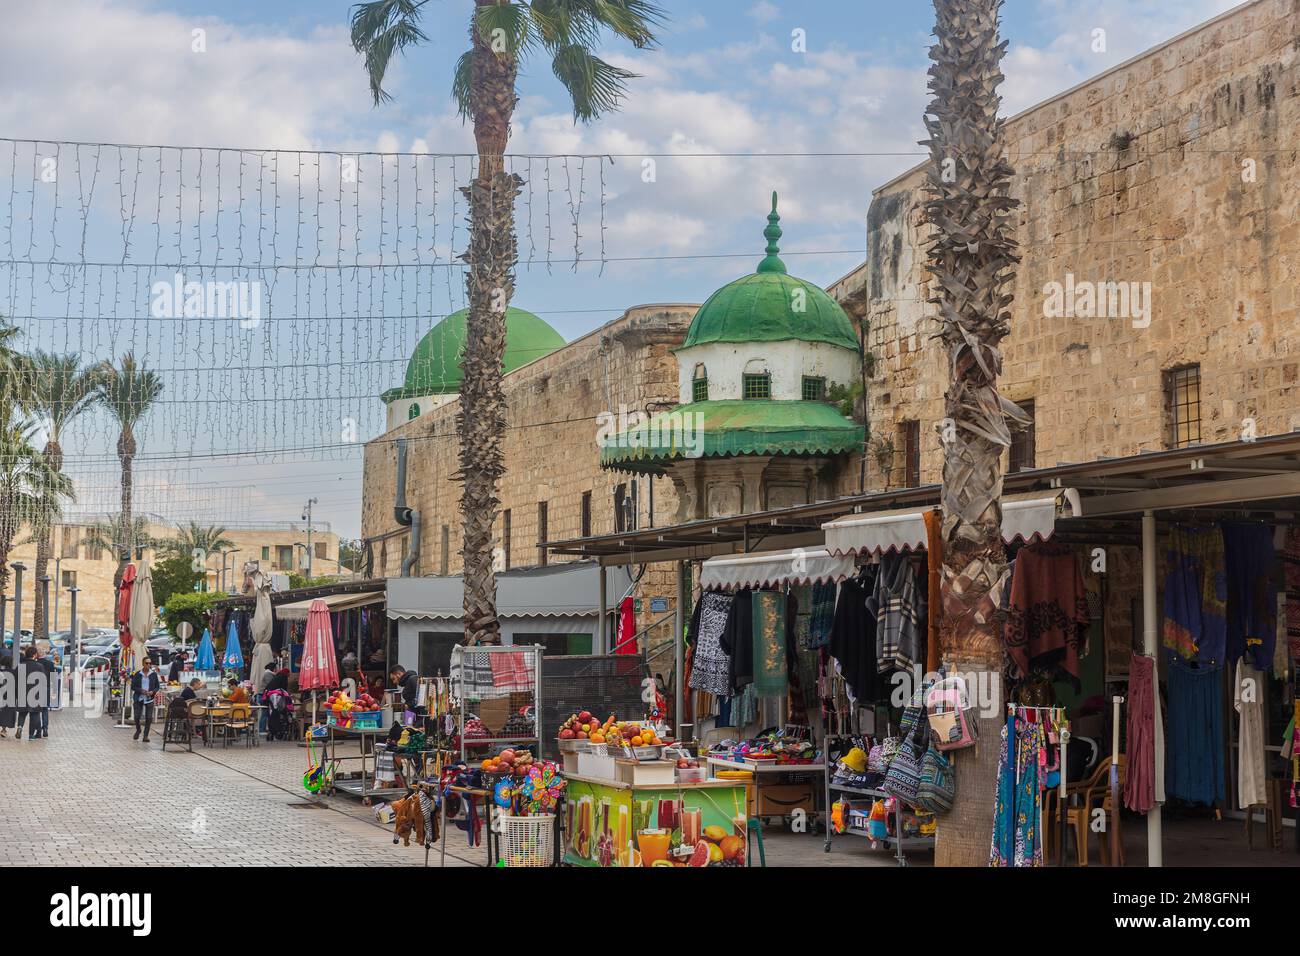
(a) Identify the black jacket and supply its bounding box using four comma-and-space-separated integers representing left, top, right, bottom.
131, 669, 161, 699
398, 671, 419, 709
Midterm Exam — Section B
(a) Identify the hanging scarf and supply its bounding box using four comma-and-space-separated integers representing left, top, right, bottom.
990, 715, 1046, 867
752, 590, 789, 697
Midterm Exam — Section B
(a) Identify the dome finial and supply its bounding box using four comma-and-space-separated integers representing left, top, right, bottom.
757, 190, 786, 274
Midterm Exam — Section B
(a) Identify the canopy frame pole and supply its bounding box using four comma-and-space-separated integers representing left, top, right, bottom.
674, 560, 685, 741
1141, 508, 1163, 867
598, 567, 608, 655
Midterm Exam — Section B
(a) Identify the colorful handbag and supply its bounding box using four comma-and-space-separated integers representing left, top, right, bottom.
915, 745, 956, 813
881, 723, 925, 805
926, 675, 978, 751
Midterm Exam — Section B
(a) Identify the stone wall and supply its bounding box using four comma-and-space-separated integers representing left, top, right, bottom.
831, 0, 1300, 490
361, 305, 696, 644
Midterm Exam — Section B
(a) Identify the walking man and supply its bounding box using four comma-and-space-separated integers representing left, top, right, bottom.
131, 657, 161, 742
31, 646, 54, 738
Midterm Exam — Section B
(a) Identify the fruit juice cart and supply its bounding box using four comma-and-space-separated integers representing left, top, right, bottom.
560, 772, 750, 868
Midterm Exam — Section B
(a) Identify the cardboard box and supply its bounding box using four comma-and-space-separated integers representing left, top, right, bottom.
615, 760, 677, 787
746, 781, 816, 819
576, 750, 618, 781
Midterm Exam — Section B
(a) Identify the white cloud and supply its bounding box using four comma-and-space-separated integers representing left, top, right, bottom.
747, 2, 781, 26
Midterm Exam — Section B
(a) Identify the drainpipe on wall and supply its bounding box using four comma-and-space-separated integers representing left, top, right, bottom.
394, 438, 421, 577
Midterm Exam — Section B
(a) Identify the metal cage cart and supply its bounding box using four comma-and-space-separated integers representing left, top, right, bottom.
450, 644, 544, 761
823, 734, 936, 866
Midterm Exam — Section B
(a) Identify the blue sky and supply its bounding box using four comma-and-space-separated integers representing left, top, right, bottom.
0, 0, 1245, 539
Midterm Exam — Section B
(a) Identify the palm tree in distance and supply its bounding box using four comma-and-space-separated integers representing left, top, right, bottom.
22, 350, 99, 640
93, 353, 164, 590
351, 0, 667, 644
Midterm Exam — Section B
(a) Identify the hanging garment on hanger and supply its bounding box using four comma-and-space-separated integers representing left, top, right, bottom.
752, 590, 789, 698
1004, 544, 1089, 683
871, 553, 924, 673
615, 596, 637, 655
1222, 522, 1277, 669
687, 590, 734, 698
1165, 657, 1225, 806
719, 588, 755, 692
807, 581, 837, 650
1234, 659, 1267, 809
990, 713, 1046, 867
1283, 528, 1300, 661
1125, 653, 1156, 813
828, 571, 883, 704
1162, 524, 1227, 663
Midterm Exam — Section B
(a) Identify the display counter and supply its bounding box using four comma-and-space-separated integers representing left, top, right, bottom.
560, 771, 749, 867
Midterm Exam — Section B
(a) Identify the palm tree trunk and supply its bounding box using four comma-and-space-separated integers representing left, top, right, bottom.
923, 0, 1022, 867
116, 431, 134, 594
33, 441, 62, 642
457, 2, 521, 646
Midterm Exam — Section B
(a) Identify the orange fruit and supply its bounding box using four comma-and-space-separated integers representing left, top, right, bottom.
480, 759, 493, 771
631, 736, 644, 747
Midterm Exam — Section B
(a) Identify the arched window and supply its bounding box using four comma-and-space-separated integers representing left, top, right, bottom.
692, 363, 709, 402
408, 402, 421, 420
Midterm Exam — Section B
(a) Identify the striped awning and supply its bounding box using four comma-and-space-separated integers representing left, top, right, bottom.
822, 489, 1081, 557
700, 547, 856, 591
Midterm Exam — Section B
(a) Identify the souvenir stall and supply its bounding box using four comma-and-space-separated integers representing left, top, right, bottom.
687, 548, 849, 834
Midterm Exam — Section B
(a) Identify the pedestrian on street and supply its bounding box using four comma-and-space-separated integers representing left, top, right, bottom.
14, 647, 42, 740
131, 657, 161, 742
31, 646, 54, 739
0, 651, 14, 738
254, 659, 275, 734
167, 651, 188, 683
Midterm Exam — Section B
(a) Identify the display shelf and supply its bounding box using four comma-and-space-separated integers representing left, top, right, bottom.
823, 736, 936, 866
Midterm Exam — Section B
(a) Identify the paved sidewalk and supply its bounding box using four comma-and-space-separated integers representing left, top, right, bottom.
0, 705, 484, 867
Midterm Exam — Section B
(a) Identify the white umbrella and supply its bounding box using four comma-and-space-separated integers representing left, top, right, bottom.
128, 560, 155, 665
249, 569, 275, 676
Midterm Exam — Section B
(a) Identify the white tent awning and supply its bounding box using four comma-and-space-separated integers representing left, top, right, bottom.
822, 488, 1081, 557
700, 547, 856, 591
276, 590, 385, 621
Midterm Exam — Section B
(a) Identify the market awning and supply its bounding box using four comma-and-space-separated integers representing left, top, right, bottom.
823, 489, 1081, 557
386, 561, 618, 622
699, 546, 855, 591
275, 590, 385, 621
599, 400, 865, 474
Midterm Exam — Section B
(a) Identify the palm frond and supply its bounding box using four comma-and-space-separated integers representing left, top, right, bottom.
550, 44, 637, 121
350, 0, 430, 106
24, 350, 99, 439
474, 3, 535, 57
582, 0, 666, 49
452, 49, 475, 119
93, 352, 164, 429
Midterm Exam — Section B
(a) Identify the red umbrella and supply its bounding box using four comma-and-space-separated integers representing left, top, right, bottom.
116, 564, 137, 628
299, 599, 339, 691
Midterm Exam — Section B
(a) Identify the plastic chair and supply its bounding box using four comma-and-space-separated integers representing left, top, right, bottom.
162, 699, 193, 752
224, 703, 254, 748
1048, 755, 1126, 866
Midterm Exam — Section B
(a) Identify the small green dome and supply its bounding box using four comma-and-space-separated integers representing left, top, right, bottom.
385, 306, 565, 402
680, 193, 860, 353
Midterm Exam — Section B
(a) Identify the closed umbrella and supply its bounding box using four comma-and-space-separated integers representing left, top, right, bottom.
194, 628, 216, 671
222, 617, 245, 672
249, 570, 275, 677
116, 563, 137, 630
300, 599, 339, 724
125, 561, 155, 724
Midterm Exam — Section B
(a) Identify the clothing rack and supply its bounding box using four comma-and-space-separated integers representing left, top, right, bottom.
1006, 703, 1073, 866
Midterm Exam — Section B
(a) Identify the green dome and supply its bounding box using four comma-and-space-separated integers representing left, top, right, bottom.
680, 193, 860, 353
384, 306, 565, 402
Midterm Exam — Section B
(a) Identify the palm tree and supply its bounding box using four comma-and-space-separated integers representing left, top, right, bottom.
22, 351, 99, 640
162, 521, 235, 565
83, 514, 158, 563
0, 405, 72, 599
351, 0, 666, 644
921, 0, 1027, 866
93, 352, 164, 589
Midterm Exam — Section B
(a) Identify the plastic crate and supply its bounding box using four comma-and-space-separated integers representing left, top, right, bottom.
327, 710, 382, 729
499, 814, 556, 867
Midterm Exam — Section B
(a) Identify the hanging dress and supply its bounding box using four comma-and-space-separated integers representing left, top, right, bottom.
991, 715, 1046, 867
1234, 659, 1267, 809
687, 591, 734, 698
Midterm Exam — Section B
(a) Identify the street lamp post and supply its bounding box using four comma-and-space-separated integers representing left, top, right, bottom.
11, 562, 26, 649
68, 586, 79, 676
302, 498, 318, 580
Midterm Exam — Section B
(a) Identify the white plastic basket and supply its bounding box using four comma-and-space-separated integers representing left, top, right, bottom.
499, 813, 556, 867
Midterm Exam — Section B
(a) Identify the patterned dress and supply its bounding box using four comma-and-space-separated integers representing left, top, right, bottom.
990, 715, 1046, 867
688, 591, 734, 697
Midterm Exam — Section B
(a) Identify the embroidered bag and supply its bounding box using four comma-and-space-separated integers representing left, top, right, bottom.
915, 745, 956, 813
926, 675, 978, 752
